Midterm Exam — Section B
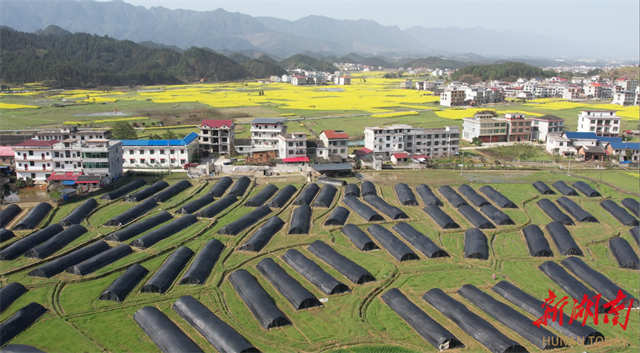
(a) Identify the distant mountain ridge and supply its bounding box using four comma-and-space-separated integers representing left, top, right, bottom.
0, 0, 634, 58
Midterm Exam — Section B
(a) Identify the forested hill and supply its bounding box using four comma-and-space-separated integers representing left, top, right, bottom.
450, 61, 556, 81
0, 27, 254, 88
278, 54, 336, 72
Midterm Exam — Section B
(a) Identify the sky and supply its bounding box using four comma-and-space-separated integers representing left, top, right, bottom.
108, 0, 639, 42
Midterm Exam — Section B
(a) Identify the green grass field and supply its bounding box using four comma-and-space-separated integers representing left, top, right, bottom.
1, 170, 638, 353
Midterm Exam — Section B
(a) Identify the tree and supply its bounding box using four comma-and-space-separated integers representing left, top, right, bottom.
471, 137, 483, 146
161, 130, 178, 139
112, 121, 137, 139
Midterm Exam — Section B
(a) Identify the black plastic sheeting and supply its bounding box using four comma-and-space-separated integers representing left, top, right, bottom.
104, 198, 158, 226
312, 185, 337, 208
545, 222, 582, 256
532, 181, 555, 195
218, 206, 271, 236
572, 181, 601, 197
0, 302, 47, 346
282, 249, 349, 295
293, 183, 320, 205
457, 205, 495, 229
12, 203, 52, 231
340, 224, 378, 251
125, 181, 169, 202
0, 282, 27, 314
538, 261, 608, 314
105, 211, 173, 242
131, 215, 198, 249
422, 288, 526, 353
521, 225, 553, 257
415, 184, 443, 206
324, 206, 350, 226
267, 185, 297, 208
367, 224, 418, 261
28, 240, 110, 278
562, 257, 639, 308
556, 196, 598, 223
364, 194, 408, 220
256, 258, 322, 310
344, 184, 360, 197
458, 185, 490, 207
422, 205, 459, 229
245, 184, 278, 207
99, 264, 149, 301
394, 183, 419, 206
0, 224, 63, 261
342, 195, 384, 222
25, 224, 88, 259
177, 195, 215, 214
0, 228, 15, 243
552, 181, 578, 196
0, 204, 22, 229
631, 226, 639, 245
464, 228, 489, 260
438, 186, 468, 208
382, 288, 462, 351
228, 269, 291, 329
621, 198, 640, 218
458, 284, 564, 350
59, 198, 97, 227
536, 199, 574, 225
361, 181, 377, 197
133, 306, 204, 353
196, 195, 238, 218
392, 222, 448, 258
479, 186, 517, 208
67, 244, 133, 276
180, 239, 224, 285
480, 205, 515, 225
492, 281, 604, 345
173, 296, 259, 353
308, 240, 375, 284
227, 176, 251, 197
208, 176, 233, 197
0, 344, 46, 353
609, 237, 640, 270
289, 204, 312, 234
142, 246, 194, 294
153, 180, 192, 202
600, 200, 639, 226
100, 178, 146, 200
239, 217, 284, 252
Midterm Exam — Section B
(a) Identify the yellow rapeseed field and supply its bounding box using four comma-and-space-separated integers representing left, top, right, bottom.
0, 102, 39, 109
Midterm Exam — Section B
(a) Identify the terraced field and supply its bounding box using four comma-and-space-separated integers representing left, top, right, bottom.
0, 170, 638, 353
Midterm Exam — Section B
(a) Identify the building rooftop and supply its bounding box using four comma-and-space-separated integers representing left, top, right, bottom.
251, 118, 284, 124
322, 130, 349, 139
596, 137, 622, 144
564, 132, 598, 139
0, 146, 14, 157
531, 114, 564, 121
120, 132, 198, 146
14, 139, 59, 147
610, 142, 640, 150
201, 119, 234, 128
392, 152, 409, 159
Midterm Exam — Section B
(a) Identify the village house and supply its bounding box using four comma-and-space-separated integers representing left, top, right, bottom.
607, 142, 639, 163
121, 132, 198, 170
440, 89, 466, 106
199, 119, 234, 156
13, 140, 57, 183
530, 115, 565, 142
576, 110, 621, 137
278, 132, 308, 163
319, 130, 349, 160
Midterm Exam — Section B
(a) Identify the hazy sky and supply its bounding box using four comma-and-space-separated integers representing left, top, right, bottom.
108, 0, 639, 38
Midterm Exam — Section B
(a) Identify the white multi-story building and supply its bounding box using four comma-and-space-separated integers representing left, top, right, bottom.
121, 132, 198, 169
278, 132, 307, 160
364, 124, 459, 158
462, 113, 509, 143
611, 90, 636, 106
199, 119, 234, 155
250, 118, 286, 154
613, 78, 638, 93
577, 110, 621, 137
319, 130, 349, 159
530, 115, 565, 142
13, 140, 56, 183
291, 76, 307, 86
48, 139, 123, 182
34, 126, 111, 141
545, 133, 575, 156
636, 86, 640, 106
440, 89, 466, 106
334, 76, 351, 85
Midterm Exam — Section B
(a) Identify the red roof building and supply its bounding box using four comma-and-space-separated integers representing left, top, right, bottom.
14, 140, 58, 147
200, 120, 234, 128
321, 130, 349, 139
199, 120, 234, 155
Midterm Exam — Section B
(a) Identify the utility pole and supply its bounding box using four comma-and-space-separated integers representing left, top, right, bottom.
567, 153, 571, 176
460, 152, 464, 176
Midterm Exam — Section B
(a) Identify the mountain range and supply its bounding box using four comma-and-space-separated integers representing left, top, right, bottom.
0, 0, 633, 59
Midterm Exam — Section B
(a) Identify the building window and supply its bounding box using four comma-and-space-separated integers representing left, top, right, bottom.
140, 159, 145, 164
28, 150, 33, 156
160, 159, 166, 164
129, 150, 134, 155
160, 150, 165, 154
150, 150, 154, 155
130, 159, 135, 164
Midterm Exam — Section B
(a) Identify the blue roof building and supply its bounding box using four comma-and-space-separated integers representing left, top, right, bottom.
120, 132, 198, 146
120, 132, 199, 170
